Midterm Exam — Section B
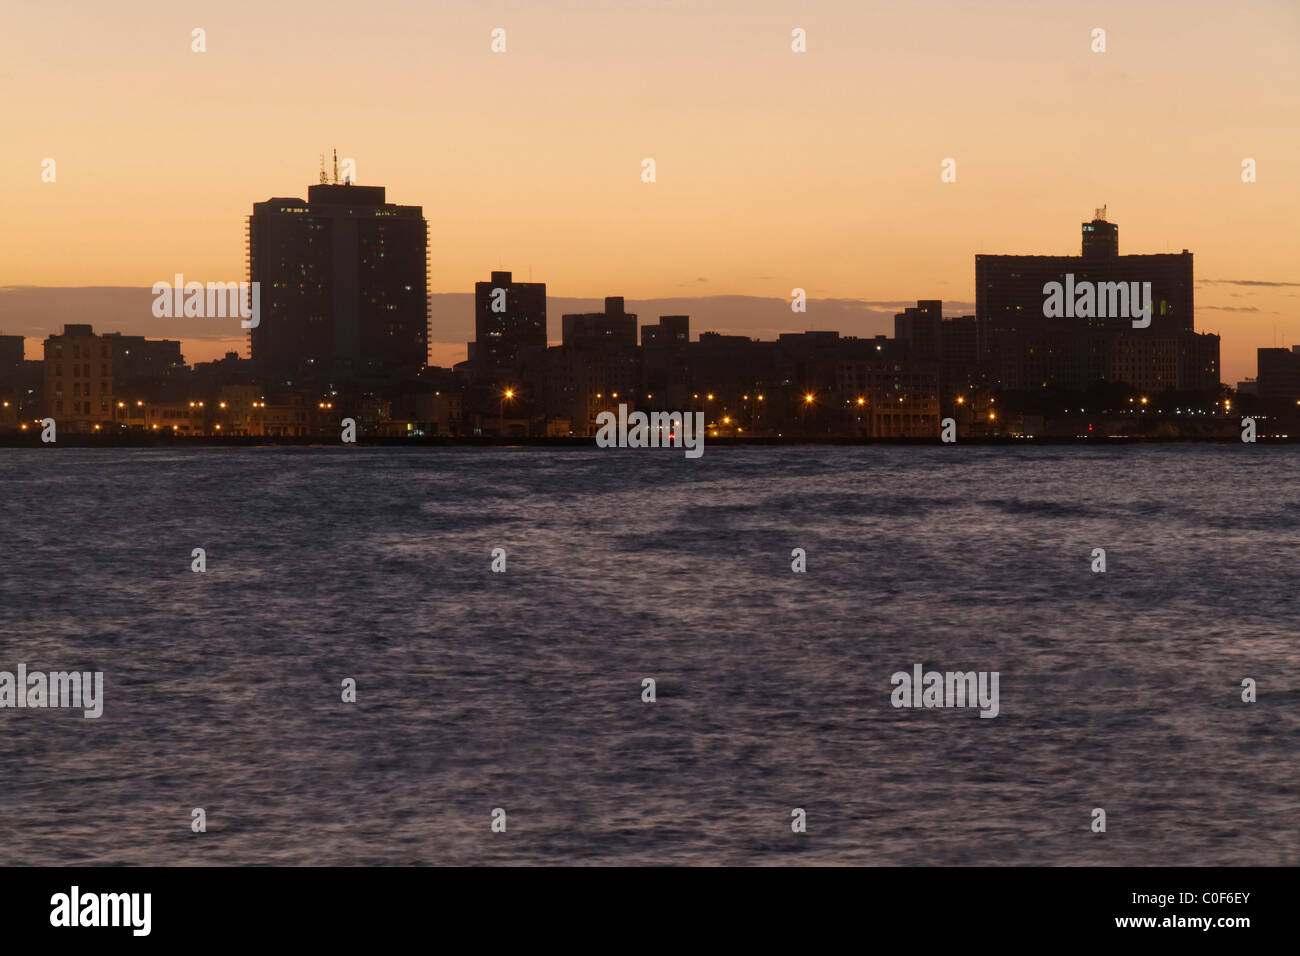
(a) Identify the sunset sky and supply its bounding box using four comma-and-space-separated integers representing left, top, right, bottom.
2, 0, 1297, 383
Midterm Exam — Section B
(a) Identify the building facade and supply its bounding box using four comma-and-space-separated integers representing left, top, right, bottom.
248, 183, 429, 386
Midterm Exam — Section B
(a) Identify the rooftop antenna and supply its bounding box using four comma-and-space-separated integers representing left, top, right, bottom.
319, 154, 328, 185
1095, 204, 1107, 220
332, 149, 339, 185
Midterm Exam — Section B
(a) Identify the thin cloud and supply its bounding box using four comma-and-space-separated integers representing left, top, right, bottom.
1198, 279, 1300, 288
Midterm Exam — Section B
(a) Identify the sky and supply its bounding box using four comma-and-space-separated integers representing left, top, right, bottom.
2, 0, 1297, 383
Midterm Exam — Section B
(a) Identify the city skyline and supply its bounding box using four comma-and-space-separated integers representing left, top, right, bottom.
2, 0, 1297, 384
0, 206, 1290, 387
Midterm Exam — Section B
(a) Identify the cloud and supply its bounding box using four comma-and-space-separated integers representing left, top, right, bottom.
1197, 278, 1300, 288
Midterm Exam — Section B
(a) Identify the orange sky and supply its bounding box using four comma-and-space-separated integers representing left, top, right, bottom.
2, 0, 1297, 383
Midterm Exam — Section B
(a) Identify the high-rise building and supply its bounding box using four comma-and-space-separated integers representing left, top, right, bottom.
974, 214, 1216, 395
471, 270, 547, 368
248, 182, 429, 385
977, 215, 1194, 337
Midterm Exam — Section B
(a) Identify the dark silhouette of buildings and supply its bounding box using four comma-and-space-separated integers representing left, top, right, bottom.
248, 182, 428, 386
894, 300, 942, 362
455, 213, 1228, 439
0, 335, 23, 405
641, 315, 691, 409
536, 297, 640, 434
470, 270, 547, 369
966, 213, 1216, 395
562, 297, 638, 350
978, 211, 1194, 336
460, 270, 549, 434
0, 335, 22, 383
11, 205, 1265, 440
1257, 347, 1300, 403
101, 333, 184, 383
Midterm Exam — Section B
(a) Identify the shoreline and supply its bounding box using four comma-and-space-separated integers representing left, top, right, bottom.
1, 435, 1295, 448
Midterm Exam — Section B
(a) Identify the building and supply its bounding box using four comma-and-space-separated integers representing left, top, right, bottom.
1106, 334, 1180, 395
641, 315, 689, 349
1257, 346, 1300, 403
541, 344, 640, 436
835, 357, 941, 437
42, 325, 116, 429
562, 297, 638, 350
42, 325, 115, 430
977, 212, 1195, 338
641, 315, 691, 408
974, 212, 1217, 395
248, 182, 429, 386
470, 271, 547, 370
101, 333, 184, 384
0, 335, 23, 392
894, 300, 942, 362
536, 297, 643, 434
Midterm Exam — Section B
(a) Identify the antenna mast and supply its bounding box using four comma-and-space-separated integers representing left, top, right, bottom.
319, 154, 328, 185
333, 149, 339, 185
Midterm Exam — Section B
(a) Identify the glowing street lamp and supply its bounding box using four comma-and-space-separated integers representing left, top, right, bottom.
499, 388, 515, 435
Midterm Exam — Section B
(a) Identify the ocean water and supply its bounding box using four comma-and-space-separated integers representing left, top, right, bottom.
0, 444, 1296, 866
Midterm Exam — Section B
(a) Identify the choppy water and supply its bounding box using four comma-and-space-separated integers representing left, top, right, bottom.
0, 445, 1297, 865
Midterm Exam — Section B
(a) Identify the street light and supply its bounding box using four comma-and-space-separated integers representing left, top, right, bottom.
499, 388, 514, 435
